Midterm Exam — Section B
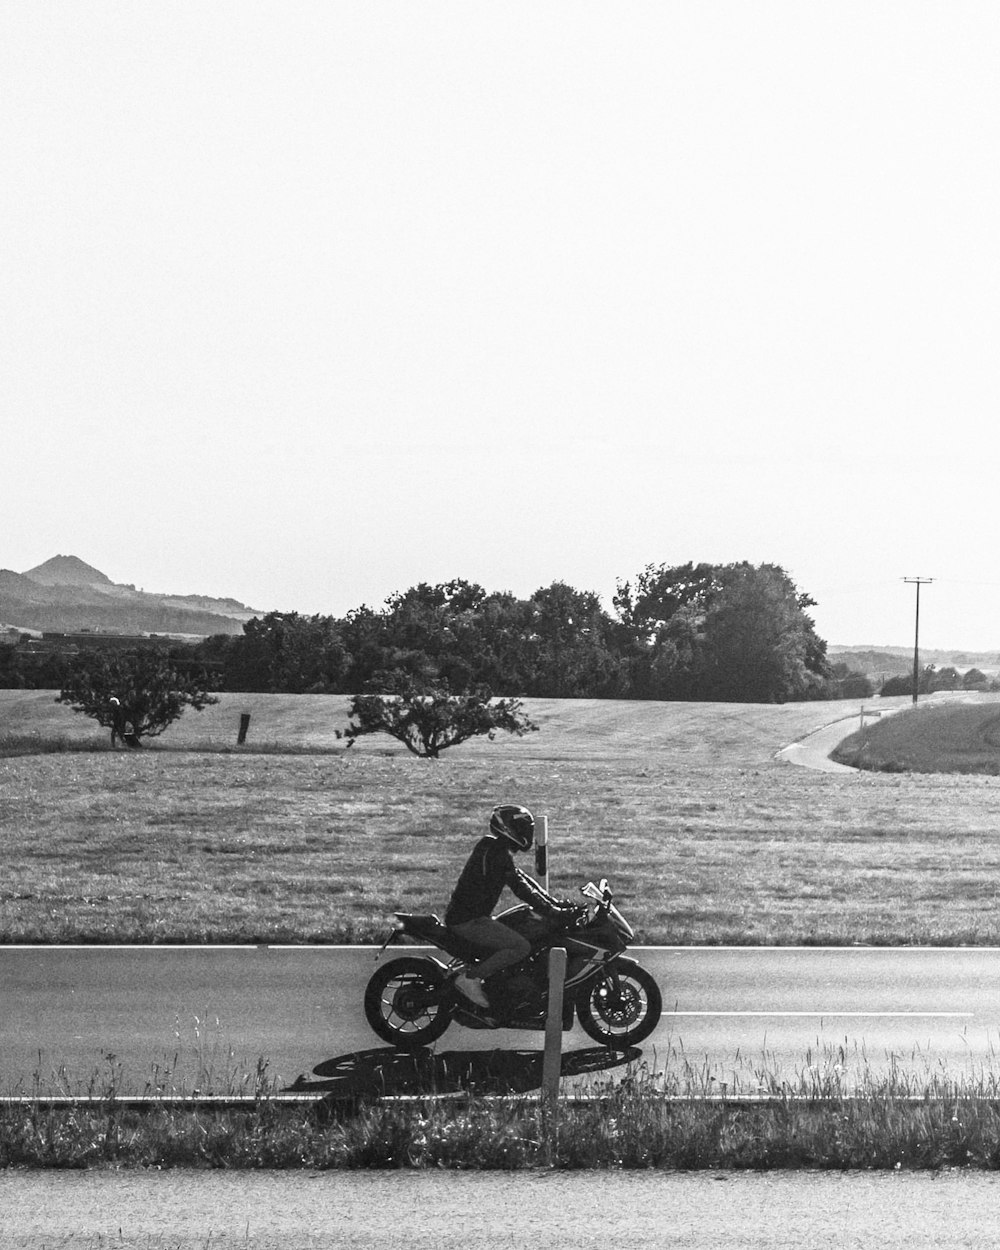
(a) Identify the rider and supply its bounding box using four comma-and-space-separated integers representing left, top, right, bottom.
446, 804, 575, 1010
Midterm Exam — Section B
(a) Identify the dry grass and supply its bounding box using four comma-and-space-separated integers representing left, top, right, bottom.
4, 690, 1000, 944
10, 1049, 1000, 1170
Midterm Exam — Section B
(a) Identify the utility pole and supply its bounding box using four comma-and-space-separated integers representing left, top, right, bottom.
903, 577, 934, 704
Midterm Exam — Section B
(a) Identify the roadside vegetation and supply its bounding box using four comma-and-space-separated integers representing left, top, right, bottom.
6, 1014, 1000, 1173
5, 691, 1000, 944
833, 700, 1000, 775
9, 1056, 1000, 1171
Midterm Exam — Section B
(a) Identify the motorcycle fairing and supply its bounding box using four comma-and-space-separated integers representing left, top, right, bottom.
451, 991, 577, 1033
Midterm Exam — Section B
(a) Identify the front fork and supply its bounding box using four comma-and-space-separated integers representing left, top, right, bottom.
586, 957, 628, 1011
568, 955, 624, 1026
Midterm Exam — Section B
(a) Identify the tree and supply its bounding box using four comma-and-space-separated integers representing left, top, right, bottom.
613, 561, 721, 639
697, 564, 831, 702
56, 648, 220, 742
339, 581, 500, 693
229, 612, 351, 693
828, 662, 875, 699
523, 582, 629, 698
615, 560, 831, 701
337, 681, 538, 757
929, 666, 961, 692
880, 665, 936, 698
0, 641, 72, 690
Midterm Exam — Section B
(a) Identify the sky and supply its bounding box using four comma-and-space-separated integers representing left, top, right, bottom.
3, 2, 1000, 651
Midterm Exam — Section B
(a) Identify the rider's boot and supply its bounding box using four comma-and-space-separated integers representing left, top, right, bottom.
453, 970, 490, 1009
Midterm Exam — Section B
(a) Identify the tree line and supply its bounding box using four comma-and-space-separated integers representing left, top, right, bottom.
880, 665, 999, 698
1, 560, 881, 704
191, 560, 854, 703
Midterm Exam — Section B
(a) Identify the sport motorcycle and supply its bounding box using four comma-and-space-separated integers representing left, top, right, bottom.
365, 878, 662, 1050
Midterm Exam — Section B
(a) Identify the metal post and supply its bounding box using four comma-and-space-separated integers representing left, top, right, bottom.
542, 946, 566, 1106
535, 816, 549, 892
903, 578, 934, 705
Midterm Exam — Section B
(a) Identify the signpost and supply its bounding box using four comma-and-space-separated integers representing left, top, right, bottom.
534, 815, 549, 891
542, 947, 567, 1106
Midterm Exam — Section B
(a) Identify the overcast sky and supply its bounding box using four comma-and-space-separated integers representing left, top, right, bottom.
4, 2, 999, 650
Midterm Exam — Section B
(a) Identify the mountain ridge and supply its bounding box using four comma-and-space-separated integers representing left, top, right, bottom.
22, 555, 114, 587
1, 556, 264, 637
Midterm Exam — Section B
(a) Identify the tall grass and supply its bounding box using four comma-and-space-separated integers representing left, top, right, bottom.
8, 1051, 1000, 1170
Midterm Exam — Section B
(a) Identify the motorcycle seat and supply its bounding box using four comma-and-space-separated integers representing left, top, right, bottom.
395, 912, 485, 961
395, 912, 452, 943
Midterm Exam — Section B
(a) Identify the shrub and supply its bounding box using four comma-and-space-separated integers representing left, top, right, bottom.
337, 680, 538, 758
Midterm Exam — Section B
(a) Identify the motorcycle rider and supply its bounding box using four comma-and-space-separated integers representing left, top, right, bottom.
446, 804, 575, 1010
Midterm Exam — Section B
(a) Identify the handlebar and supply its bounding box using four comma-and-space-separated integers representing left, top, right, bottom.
580, 878, 613, 907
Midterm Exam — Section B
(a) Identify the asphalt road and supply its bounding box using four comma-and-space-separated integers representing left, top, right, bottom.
2, 945, 998, 1097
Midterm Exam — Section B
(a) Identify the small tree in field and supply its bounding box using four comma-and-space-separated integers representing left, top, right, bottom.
337, 681, 538, 758
57, 648, 220, 744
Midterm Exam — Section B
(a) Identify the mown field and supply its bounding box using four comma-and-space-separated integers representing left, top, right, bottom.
4, 690, 1000, 945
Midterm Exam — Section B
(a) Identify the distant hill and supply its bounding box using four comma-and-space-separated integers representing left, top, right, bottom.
22, 555, 114, 588
0, 555, 264, 638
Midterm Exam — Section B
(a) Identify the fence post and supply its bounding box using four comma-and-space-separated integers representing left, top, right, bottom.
542, 946, 566, 1107
535, 816, 549, 892
237, 713, 251, 745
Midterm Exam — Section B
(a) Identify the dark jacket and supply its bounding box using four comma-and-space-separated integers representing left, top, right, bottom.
445, 834, 558, 926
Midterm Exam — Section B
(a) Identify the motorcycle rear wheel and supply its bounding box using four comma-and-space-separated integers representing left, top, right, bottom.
364, 957, 452, 1050
576, 959, 662, 1047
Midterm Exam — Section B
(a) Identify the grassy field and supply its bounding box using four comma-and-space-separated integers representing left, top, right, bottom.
4, 689, 1000, 945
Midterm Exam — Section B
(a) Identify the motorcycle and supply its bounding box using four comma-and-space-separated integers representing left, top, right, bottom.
364, 878, 662, 1051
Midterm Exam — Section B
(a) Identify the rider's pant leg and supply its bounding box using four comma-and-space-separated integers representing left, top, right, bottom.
451, 917, 530, 980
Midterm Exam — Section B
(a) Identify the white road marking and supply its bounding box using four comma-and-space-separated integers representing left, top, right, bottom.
668, 1011, 974, 1018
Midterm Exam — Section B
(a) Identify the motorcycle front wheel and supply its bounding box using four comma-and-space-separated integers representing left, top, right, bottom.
364, 957, 453, 1050
576, 959, 662, 1047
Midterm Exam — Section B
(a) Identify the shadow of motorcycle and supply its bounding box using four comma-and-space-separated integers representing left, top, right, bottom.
285, 1043, 642, 1115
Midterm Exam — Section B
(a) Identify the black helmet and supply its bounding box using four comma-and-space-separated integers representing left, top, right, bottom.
490, 804, 534, 851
